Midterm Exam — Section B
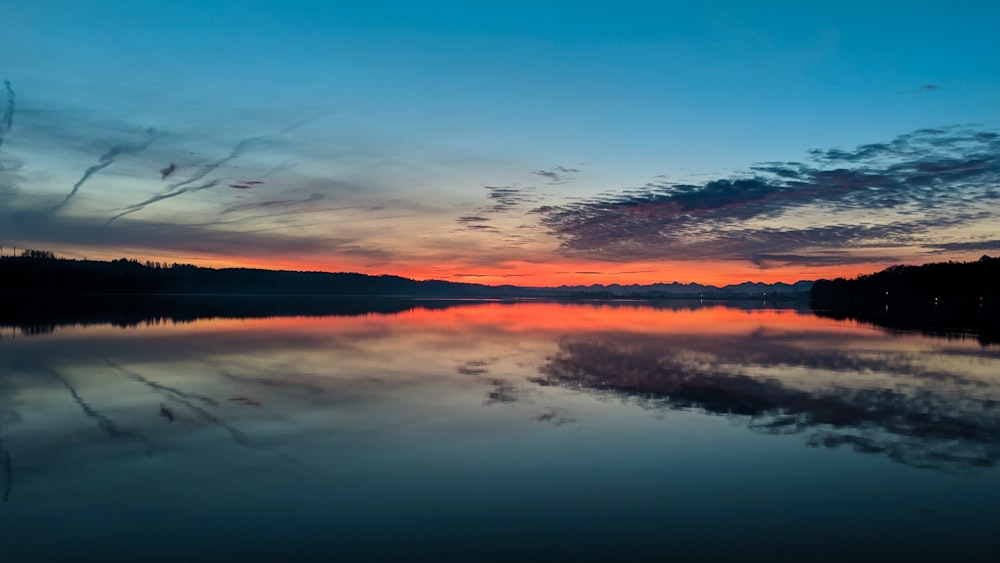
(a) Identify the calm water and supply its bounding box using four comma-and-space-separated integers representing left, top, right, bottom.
1, 302, 998, 561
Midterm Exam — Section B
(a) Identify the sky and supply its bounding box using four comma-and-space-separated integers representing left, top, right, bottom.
1, 0, 998, 286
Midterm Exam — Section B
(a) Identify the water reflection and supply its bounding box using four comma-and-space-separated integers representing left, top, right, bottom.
1, 301, 998, 558
534, 330, 1000, 470
48, 367, 154, 454
5, 303, 994, 471
0, 439, 10, 503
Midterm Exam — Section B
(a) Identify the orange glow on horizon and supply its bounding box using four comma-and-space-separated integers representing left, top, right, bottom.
152, 254, 881, 287
56, 245, 905, 287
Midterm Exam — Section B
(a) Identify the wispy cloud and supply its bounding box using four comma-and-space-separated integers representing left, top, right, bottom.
109, 123, 307, 223
531, 165, 580, 185
54, 127, 158, 213
485, 185, 536, 212
898, 84, 943, 94
928, 239, 1000, 253
0, 81, 17, 201
453, 185, 539, 235
535, 127, 1000, 267
159, 162, 176, 179
220, 193, 325, 215
0, 206, 393, 265
456, 215, 490, 223
155, 121, 303, 197
107, 179, 221, 224
0, 80, 13, 155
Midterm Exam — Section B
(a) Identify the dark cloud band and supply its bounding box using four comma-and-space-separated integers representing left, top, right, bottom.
535, 127, 1000, 267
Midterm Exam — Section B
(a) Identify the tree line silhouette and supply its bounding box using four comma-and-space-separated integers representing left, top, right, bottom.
811, 255, 1000, 344
0, 252, 497, 296
811, 255, 999, 305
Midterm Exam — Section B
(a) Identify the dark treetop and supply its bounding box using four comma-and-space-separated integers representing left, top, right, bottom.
811, 255, 1000, 344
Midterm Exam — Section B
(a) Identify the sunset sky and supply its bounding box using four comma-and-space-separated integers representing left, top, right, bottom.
1, 1, 998, 286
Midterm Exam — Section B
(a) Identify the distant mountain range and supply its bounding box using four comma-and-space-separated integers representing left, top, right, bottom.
0, 253, 812, 300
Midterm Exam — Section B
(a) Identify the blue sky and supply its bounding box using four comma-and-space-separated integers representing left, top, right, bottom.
1, 0, 998, 284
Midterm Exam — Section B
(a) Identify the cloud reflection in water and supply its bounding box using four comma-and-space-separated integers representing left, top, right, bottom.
533, 329, 1000, 470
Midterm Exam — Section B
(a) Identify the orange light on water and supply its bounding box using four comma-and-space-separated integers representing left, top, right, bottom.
120, 301, 857, 337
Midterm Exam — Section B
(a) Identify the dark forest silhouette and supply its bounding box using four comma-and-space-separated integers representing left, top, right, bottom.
811, 255, 1000, 344
0, 253, 504, 297
811, 255, 1000, 304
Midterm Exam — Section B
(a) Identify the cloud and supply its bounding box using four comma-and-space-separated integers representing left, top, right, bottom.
461, 224, 500, 233
155, 121, 304, 197
534, 127, 1000, 266
53, 127, 158, 213
228, 181, 264, 190
220, 193, 325, 215
107, 179, 221, 224
449, 272, 532, 278
484, 185, 536, 212
928, 239, 1000, 253
557, 269, 657, 276
0, 205, 393, 264
0, 80, 13, 155
159, 162, 176, 179
897, 84, 943, 95
456, 215, 490, 223
107, 123, 309, 223
0, 89, 426, 267
453, 186, 539, 233
531, 165, 580, 185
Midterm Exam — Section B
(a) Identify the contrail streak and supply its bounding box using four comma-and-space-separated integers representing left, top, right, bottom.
54, 127, 157, 212
0, 80, 14, 156
106, 179, 220, 224
105, 121, 307, 225
220, 193, 325, 215
102, 118, 314, 224
56, 160, 113, 209
158, 120, 307, 196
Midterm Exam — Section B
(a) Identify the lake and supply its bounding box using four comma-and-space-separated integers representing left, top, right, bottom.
1, 301, 998, 561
